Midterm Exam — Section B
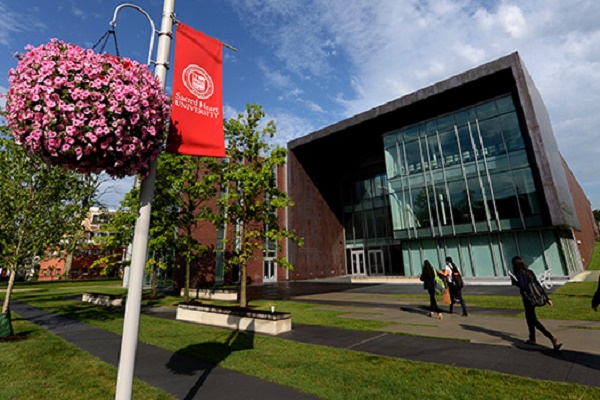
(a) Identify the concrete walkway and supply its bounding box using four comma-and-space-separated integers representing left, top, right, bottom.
276, 278, 600, 388
291, 291, 600, 355
10, 301, 320, 400
9, 273, 600, 398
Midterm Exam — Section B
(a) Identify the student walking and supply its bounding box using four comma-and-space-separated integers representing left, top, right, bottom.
510, 256, 561, 351
420, 260, 443, 319
592, 274, 600, 312
445, 257, 468, 316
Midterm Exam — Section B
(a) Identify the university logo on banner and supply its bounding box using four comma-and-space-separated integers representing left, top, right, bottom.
167, 23, 225, 157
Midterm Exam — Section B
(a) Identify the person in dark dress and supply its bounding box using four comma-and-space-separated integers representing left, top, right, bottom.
510, 256, 561, 350
592, 274, 600, 312
420, 259, 442, 319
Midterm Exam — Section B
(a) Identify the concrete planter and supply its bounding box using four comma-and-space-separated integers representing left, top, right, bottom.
176, 304, 292, 335
82, 293, 123, 307
180, 288, 239, 301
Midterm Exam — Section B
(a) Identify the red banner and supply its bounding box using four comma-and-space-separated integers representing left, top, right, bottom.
167, 23, 225, 157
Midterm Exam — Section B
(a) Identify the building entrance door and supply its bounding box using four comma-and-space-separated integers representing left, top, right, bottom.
263, 258, 277, 283
350, 249, 366, 275
368, 249, 385, 275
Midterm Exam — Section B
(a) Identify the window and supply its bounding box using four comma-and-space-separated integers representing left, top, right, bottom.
384, 95, 542, 238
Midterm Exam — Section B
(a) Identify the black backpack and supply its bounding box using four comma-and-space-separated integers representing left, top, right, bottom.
451, 264, 464, 289
525, 274, 548, 307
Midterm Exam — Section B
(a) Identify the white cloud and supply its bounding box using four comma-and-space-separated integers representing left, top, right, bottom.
229, 0, 338, 76
96, 176, 135, 210
223, 104, 241, 121
266, 111, 316, 147
0, 85, 6, 109
258, 60, 295, 91
230, 0, 600, 207
304, 100, 324, 113
476, 4, 528, 39
0, 1, 46, 47
71, 6, 86, 19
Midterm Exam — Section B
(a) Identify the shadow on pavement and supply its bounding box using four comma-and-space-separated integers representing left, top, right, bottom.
167, 328, 255, 400
400, 306, 431, 315
460, 323, 522, 346
461, 323, 600, 371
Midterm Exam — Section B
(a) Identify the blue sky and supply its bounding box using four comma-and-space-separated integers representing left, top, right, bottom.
2, 0, 600, 210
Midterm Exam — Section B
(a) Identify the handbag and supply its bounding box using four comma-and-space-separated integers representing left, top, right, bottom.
442, 288, 452, 305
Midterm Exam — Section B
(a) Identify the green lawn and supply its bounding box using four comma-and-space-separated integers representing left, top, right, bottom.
0, 278, 122, 288
0, 317, 174, 400
3, 282, 600, 399
587, 239, 600, 270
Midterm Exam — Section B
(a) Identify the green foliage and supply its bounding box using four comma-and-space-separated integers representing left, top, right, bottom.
96, 152, 214, 302
0, 128, 99, 314
93, 104, 304, 306
202, 104, 303, 307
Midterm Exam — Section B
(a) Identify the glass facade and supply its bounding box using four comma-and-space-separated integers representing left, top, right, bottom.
383, 95, 567, 277
342, 174, 403, 275
384, 95, 544, 237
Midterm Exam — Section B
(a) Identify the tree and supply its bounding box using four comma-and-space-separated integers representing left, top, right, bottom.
202, 104, 303, 308
94, 152, 213, 302
60, 174, 109, 279
0, 129, 98, 337
593, 209, 600, 225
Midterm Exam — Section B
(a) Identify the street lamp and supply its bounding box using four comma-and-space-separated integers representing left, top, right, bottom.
107, 2, 176, 399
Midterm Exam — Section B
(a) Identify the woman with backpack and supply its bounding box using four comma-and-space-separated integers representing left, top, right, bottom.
510, 256, 562, 351
420, 260, 443, 319
445, 257, 468, 316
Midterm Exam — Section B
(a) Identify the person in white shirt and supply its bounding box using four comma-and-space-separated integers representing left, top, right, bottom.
445, 257, 468, 316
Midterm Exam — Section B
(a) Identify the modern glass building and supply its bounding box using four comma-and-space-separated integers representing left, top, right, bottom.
286, 53, 596, 281
384, 95, 571, 277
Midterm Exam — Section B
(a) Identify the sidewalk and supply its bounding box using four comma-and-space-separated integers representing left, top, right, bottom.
290, 291, 600, 355
279, 282, 600, 388
10, 300, 320, 400
10, 277, 600, 399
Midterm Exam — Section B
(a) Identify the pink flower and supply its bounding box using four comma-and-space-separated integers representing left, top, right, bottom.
5, 39, 170, 178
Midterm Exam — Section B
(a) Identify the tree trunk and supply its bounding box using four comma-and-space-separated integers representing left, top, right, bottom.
239, 263, 247, 308
1, 266, 17, 315
151, 265, 157, 298
63, 252, 74, 279
184, 258, 190, 304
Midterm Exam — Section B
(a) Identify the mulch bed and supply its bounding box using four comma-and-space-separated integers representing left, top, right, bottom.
0, 334, 28, 343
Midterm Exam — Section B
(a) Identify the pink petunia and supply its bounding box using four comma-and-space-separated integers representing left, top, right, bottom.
5, 39, 170, 178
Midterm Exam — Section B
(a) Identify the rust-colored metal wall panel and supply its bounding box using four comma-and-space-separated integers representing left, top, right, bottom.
562, 158, 598, 268
287, 150, 346, 280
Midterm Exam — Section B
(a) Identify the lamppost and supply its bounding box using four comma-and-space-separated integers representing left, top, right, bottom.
108, 1, 176, 399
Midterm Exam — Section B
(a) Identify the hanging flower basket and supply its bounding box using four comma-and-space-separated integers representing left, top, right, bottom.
5, 39, 170, 178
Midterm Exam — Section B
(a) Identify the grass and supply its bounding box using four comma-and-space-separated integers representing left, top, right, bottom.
0, 278, 121, 289
10, 289, 599, 400
384, 282, 600, 321
0, 316, 174, 400
4, 282, 600, 399
586, 239, 600, 270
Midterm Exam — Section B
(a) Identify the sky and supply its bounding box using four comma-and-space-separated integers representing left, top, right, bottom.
1, 0, 600, 210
